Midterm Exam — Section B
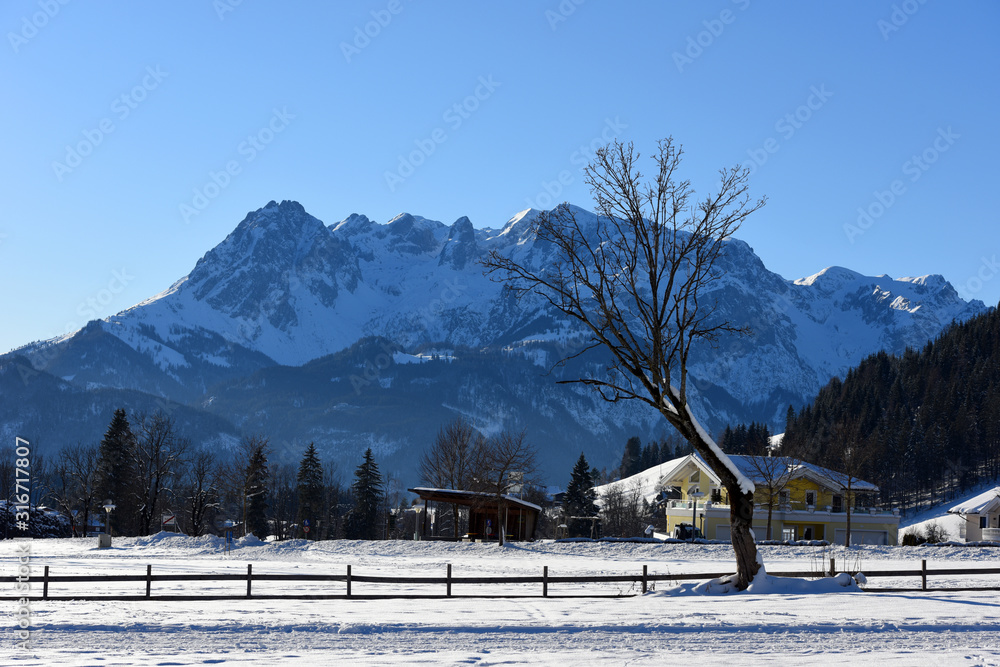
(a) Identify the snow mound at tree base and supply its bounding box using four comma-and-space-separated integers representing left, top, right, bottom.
659, 562, 864, 596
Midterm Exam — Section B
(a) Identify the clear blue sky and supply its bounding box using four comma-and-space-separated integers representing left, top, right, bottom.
2, 1, 998, 355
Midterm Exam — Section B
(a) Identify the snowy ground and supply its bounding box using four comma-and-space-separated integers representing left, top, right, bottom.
3, 535, 1000, 665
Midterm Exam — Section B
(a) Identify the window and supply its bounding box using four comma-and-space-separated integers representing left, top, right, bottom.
832, 495, 843, 512
779, 490, 790, 504
981, 516, 989, 529
805, 491, 816, 507
711, 488, 722, 504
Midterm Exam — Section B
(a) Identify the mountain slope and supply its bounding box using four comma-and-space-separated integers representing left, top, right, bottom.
3, 200, 988, 479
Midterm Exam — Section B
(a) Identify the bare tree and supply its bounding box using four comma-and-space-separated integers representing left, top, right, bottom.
51, 443, 100, 537
420, 418, 481, 537
130, 412, 189, 535
741, 437, 795, 541
484, 138, 766, 587
322, 461, 344, 539
831, 423, 875, 547
471, 429, 538, 546
599, 480, 648, 538
178, 449, 221, 536
268, 462, 296, 541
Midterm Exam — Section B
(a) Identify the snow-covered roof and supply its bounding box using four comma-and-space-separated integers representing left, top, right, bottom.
947, 487, 1000, 516
591, 456, 689, 506
728, 456, 880, 493
593, 454, 879, 503
408, 487, 542, 512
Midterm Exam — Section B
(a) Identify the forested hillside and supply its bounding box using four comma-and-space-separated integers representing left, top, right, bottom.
781, 306, 1000, 512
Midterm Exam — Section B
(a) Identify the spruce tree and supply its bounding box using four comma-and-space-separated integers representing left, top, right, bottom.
564, 453, 598, 537
620, 436, 642, 478
347, 448, 384, 540
244, 440, 270, 540
94, 408, 134, 535
295, 443, 324, 540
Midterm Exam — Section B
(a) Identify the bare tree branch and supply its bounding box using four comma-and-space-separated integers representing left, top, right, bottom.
482, 137, 766, 587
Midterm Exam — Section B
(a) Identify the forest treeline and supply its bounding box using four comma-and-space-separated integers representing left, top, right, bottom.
778, 306, 1000, 511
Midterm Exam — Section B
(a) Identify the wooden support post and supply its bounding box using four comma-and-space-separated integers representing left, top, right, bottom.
422, 498, 429, 540
921, 559, 927, 591
447, 563, 452, 597
829, 557, 836, 577
347, 564, 352, 598
543, 566, 548, 597
43, 565, 49, 599
146, 564, 152, 598
246, 564, 252, 598
642, 565, 648, 594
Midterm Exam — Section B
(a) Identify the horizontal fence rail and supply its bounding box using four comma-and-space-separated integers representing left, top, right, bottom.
2, 560, 999, 601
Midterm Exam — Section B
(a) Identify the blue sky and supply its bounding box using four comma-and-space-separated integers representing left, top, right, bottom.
1, 1, 998, 355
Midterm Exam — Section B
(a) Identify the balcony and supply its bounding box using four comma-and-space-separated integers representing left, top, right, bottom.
664, 499, 900, 521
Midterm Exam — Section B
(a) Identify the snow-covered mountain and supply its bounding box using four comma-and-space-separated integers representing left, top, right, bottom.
5, 200, 987, 478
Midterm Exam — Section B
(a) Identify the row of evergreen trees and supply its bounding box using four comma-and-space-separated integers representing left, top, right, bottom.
617, 433, 691, 479
12, 407, 396, 540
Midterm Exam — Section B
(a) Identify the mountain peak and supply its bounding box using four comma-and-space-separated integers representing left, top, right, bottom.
794, 266, 865, 288
180, 200, 356, 331
439, 216, 478, 269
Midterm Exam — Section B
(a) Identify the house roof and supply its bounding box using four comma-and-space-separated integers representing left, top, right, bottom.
408, 487, 542, 512
728, 456, 880, 492
947, 487, 1000, 516
592, 453, 879, 502
591, 455, 689, 506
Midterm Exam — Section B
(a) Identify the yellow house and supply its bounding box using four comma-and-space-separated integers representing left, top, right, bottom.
599, 454, 900, 545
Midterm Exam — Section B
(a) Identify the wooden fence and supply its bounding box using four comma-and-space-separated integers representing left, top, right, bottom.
3, 560, 999, 601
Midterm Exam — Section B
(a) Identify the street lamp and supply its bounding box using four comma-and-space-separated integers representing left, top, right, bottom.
99, 500, 117, 548
103, 500, 117, 535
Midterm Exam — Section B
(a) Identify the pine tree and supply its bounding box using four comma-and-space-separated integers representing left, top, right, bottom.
620, 436, 642, 478
346, 448, 384, 540
94, 408, 134, 535
244, 438, 270, 540
295, 443, 324, 540
564, 453, 598, 537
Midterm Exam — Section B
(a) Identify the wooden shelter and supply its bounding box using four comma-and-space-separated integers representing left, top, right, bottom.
408, 487, 541, 542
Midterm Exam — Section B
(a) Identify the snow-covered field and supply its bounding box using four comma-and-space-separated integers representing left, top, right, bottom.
3, 535, 1000, 665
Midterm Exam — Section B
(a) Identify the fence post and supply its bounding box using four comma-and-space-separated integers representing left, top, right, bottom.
829, 557, 836, 577
543, 566, 548, 598
346, 564, 352, 598
642, 565, 648, 594
146, 564, 152, 598
43, 566, 49, 599
921, 559, 927, 591
246, 564, 252, 598
447, 564, 452, 597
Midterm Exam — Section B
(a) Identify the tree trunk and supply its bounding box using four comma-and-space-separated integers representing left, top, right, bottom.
766, 503, 773, 541
845, 498, 852, 547
678, 417, 761, 589
728, 484, 760, 589
497, 500, 506, 546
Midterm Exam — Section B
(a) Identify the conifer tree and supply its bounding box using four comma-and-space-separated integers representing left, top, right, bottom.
346, 448, 384, 540
296, 443, 324, 540
564, 453, 598, 537
243, 437, 270, 540
94, 408, 134, 535
620, 436, 642, 478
